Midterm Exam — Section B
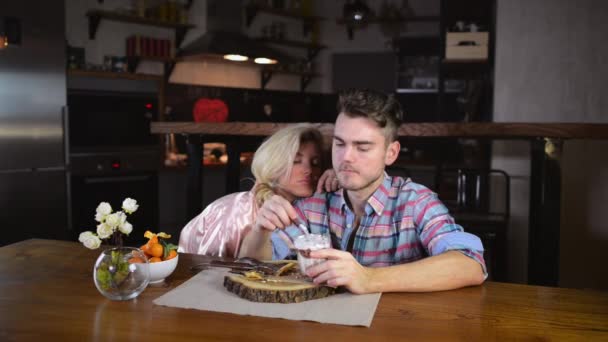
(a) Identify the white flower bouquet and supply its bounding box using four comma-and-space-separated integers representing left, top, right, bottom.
79, 198, 139, 249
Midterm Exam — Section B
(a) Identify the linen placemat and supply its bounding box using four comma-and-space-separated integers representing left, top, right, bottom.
153, 268, 381, 327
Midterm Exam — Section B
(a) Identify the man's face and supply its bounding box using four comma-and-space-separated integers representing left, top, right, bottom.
332, 113, 399, 193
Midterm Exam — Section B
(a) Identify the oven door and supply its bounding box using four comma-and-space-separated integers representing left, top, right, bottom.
68, 90, 158, 152
70, 173, 158, 246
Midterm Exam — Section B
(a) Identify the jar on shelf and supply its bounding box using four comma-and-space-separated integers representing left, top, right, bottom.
134, 0, 146, 17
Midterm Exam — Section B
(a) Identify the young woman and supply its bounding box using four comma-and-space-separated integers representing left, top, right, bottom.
178, 124, 336, 257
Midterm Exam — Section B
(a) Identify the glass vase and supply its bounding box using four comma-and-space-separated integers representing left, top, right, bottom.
93, 247, 150, 301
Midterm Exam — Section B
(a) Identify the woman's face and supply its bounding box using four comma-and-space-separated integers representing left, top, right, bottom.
278, 141, 322, 201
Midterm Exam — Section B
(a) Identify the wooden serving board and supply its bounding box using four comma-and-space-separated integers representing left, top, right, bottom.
221, 260, 335, 303
224, 273, 335, 303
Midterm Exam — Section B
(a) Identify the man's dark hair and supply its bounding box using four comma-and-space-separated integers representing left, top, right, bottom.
337, 88, 403, 142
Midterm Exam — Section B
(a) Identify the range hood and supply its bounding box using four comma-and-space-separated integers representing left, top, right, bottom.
179, 0, 294, 65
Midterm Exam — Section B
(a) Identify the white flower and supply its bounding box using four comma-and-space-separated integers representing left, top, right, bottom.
117, 211, 127, 225
104, 213, 121, 229
119, 221, 133, 235
94, 212, 105, 223
80, 199, 143, 250
80, 232, 101, 250
96, 222, 114, 239
78, 231, 95, 243
122, 198, 139, 214
96, 202, 112, 216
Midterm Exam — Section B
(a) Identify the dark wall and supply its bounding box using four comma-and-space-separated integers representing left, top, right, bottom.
165, 83, 464, 124
165, 84, 339, 123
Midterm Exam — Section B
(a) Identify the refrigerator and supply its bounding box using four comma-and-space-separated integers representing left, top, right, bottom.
0, 0, 69, 246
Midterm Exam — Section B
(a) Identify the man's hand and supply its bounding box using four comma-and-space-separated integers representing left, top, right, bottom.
305, 249, 375, 294
255, 195, 298, 231
316, 169, 340, 194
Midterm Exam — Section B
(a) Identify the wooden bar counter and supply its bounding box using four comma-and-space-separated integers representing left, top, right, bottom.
151, 121, 608, 139
1, 239, 606, 341
151, 122, 608, 287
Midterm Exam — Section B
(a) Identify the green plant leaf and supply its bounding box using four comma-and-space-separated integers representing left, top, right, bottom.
96, 268, 112, 290
113, 268, 129, 286
162, 243, 178, 259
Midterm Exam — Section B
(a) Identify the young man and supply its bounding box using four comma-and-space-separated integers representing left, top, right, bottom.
239, 89, 486, 294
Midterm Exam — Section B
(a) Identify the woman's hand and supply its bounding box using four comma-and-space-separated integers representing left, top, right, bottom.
254, 195, 298, 231
316, 169, 340, 194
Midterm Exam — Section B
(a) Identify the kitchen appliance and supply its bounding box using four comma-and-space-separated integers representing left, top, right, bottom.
67, 88, 160, 246
69, 152, 158, 247
178, 0, 293, 64
0, 0, 69, 246
67, 90, 158, 152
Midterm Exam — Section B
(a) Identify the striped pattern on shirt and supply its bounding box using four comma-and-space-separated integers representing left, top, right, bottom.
273, 175, 486, 274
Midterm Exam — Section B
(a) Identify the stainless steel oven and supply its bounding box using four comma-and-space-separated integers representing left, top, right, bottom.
69, 150, 159, 246
67, 90, 158, 152
67, 89, 160, 245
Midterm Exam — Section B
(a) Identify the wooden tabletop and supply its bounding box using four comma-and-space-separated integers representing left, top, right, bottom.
151, 122, 608, 139
1, 239, 607, 341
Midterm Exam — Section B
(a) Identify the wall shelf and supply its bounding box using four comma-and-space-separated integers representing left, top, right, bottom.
86, 10, 195, 47
67, 69, 163, 82
255, 37, 326, 61
336, 16, 440, 25
336, 16, 440, 39
245, 4, 325, 36
396, 88, 461, 94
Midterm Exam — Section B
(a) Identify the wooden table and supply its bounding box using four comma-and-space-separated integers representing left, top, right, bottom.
1, 239, 606, 341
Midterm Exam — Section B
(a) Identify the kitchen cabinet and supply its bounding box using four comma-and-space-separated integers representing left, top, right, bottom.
393, 0, 495, 123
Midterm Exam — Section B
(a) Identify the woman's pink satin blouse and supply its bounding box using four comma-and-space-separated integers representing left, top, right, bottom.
178, 191, 257, 257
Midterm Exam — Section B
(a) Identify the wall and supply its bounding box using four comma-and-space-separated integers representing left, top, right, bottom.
493, 0, 608, 288
66, 1, 440, 93
172, 0, 440, 92
314, 0, 439, 93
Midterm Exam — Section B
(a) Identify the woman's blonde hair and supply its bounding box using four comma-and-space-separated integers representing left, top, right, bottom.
251, 124, 324, 207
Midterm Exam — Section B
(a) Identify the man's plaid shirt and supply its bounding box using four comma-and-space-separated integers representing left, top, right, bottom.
272, 174, 487, 275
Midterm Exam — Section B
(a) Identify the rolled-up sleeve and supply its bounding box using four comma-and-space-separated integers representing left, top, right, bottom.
271, 231, 292, 260
270, 202, 311, 260
414, 192, 487, 277
270, 225, 305, 260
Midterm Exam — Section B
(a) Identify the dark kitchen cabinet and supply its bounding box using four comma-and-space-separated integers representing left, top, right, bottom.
394, 0, 496, 123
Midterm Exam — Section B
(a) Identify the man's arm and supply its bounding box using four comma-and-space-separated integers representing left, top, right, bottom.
306, 249, 485, 294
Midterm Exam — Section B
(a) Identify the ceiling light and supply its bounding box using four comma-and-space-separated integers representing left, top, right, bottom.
254, 57, 278, 65
223, 54, 249, 62
344, 0, 372, 22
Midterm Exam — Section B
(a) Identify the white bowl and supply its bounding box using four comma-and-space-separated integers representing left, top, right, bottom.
148, 254, 179, 283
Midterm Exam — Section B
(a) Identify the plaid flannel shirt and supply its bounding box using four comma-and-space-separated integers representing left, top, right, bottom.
272, 174, 487, 276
